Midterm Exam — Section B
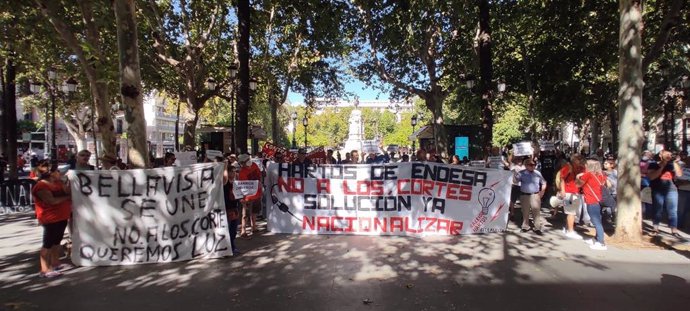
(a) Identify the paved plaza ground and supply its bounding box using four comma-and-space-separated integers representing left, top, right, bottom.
1, 210, 690, 311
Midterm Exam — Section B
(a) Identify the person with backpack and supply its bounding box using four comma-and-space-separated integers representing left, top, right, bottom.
576, 158, 610, 250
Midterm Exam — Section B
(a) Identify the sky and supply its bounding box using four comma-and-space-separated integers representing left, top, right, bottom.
286, 78, 391, 106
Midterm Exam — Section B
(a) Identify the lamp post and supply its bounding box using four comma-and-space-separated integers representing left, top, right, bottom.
303, 115, 308, 148
411, 114, 418, 157
681, 76, 689, 152
291, 111, 297, 149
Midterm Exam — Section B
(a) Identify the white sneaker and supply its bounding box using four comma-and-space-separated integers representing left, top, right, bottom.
589, 242, 607, 251
584, 239, 595, 246
564, 230, 583, 240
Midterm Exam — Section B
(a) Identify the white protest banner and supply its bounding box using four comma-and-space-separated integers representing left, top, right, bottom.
265, 162, 512, 236
362, 140, 380, 154
67, 163, 231, 266
539, 140, 555, 151
232, 180, 259, 199
469, 160, 486, 168
206, 149, 223, 160
174, 151, 198, 167
512, 142, 534, 157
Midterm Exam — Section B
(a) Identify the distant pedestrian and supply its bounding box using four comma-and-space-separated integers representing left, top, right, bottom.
99, 154, 120, 170
74, 150, 95, 170
558, 154, 585, 240
238, 154, 262, 237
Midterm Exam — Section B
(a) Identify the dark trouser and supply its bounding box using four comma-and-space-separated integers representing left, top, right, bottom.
229, 219, 239, 251
652, 188, 678, 228
586, 203, 605, 244
42, 220, 68, 249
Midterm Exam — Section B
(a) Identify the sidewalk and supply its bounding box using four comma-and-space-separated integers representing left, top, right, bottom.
1, 210, 690, 311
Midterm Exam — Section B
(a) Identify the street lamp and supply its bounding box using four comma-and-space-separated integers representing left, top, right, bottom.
465, 74, 476, 89
229, 64, 238, 153
411, 114, 418, 157
291, 111, 298, 149
249, 78, 258, 91
302, 115, 309, 148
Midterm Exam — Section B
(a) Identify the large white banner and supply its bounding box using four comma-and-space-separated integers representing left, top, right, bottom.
266, 162, 512, 236
67, 163, 232, 266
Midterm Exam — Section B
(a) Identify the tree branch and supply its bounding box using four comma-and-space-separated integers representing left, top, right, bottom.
362, 7, 426, 97
145, 0, 181, 68
642, 0, 685, 73
77, 0, 104, 61
197, 2, 221, 49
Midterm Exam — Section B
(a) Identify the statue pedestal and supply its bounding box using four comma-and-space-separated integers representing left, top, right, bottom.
343, 109, 364, 153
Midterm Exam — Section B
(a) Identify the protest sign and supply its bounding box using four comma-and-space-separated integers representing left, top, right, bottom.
307, 147, 327, 164
469, 160, 486, 168
265, 162, 512, 236
512, 142, 534, 157
486, 156, 506, 169
539, 141, 555, 151
362, 140, 380, 154
262, 142, 296, 162
0, 179, 36, 215
206, 149, 223, 160
67, 163, 231, 266
232, 180, 259, 199
174, 152, 198, 167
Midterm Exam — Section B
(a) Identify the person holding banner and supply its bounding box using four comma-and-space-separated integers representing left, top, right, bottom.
223, 162, 241, 253
514, 159, 547, 235
164, 152, 177, 167
31, 160, 72, 278
238, 154, 263, 237
293, 149, 312, 166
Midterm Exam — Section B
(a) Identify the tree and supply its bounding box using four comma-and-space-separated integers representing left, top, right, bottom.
35, 0, 118, 159
139, 0, 232, 149
350, 0, 475, 157
113, 0, 148, 168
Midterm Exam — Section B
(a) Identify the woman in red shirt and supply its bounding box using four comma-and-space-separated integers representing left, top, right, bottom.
238, 154, 263, 237
31, 160, 72, 278
576, 159, 610, 250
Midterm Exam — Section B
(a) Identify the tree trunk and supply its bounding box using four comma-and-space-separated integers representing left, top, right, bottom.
183, 109, 199, 148
269, 85, 279, 143
4, 57, 18, 180
478, 0, 493, 153
614, 0, 644, 241
610, 101, 618, 153
113, 0, 148, 168
427, 94, 448, 157
591, 119, 601, 154
235, 0, 250, 154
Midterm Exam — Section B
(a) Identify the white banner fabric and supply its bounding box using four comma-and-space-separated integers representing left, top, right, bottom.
174, 151, 198, 167
266, 162, 512, 236
67, 163, 231, 266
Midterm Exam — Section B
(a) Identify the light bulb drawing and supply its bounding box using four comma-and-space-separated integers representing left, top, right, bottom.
477, 188, 495, 214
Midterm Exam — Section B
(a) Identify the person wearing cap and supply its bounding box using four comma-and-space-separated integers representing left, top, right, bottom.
238, 154, 263, 237
100, 154, 120, 170
293, 148, 312, 166
514, 158, 547, 235
31, 160, 72, 278
74, 150, 95, 170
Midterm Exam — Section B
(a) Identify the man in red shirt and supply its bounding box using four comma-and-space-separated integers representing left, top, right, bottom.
238, 154, 262, 237
559, 154, 585, 239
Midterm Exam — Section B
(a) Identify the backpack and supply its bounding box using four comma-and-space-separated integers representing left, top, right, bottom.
585, 174, 616, 208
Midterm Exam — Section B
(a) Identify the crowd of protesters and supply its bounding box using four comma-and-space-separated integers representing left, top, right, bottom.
16, 141, 690, 278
